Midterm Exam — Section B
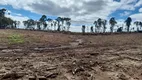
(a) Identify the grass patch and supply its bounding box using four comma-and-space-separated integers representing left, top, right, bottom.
8, 34, 25, 44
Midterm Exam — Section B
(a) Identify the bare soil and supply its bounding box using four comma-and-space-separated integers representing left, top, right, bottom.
0, 29, 142, 80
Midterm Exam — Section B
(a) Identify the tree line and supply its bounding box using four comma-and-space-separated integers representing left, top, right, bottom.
0, 8, 142, 33
82, 17, 142, 33
23, 15, 71, 32
0, 8, 20, 29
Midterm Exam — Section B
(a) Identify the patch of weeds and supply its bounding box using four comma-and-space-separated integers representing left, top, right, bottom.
8, 34, 25, 44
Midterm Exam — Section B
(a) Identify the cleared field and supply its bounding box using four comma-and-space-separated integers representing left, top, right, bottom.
0, 29, 142, 80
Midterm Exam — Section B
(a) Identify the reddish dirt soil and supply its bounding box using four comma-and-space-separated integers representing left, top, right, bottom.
0, 29, 142, 80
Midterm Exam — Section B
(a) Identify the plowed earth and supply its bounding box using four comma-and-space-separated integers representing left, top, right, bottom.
0, 29, 142, 80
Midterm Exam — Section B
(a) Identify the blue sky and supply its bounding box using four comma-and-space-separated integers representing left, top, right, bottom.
0, 0, 142, 32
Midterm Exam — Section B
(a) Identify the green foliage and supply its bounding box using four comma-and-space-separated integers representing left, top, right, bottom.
23, 19, 35, 29
0, 17, 13, 27
8, 34, 24, 44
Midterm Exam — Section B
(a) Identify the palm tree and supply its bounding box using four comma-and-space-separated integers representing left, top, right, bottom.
134, 21, 140, 32
109, 17, 117, 33
125, 17, 132, 32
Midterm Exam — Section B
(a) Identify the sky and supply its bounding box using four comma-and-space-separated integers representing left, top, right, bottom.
0, 0, 142, 32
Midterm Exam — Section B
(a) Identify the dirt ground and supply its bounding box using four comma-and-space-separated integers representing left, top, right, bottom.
0, 29, 142, 80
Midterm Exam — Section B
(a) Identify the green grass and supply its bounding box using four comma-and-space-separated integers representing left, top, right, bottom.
8, 34, 25, 44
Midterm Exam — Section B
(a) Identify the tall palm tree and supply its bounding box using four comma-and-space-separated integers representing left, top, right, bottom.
125, 17, 132, 32
109, 17, 117, 33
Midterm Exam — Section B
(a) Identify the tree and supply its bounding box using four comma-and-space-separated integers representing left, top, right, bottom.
94, 18, 102, 33
125, 17, 132, 32
13, 21, 20, 29
0, 8, 6, 17
134, 21, 140, 32
97, 18, 102, 32
0, 8, 14, 28
64, 17, 71, 31
43, 22, 48, 30
139, 22, 142, 30
47, 18, 53, 30
39, 15, 47, 30
23, 19, 35, 29
56, 17, 62, 31
13, 21, 17, 29
109, 17, 117, 33
66, 21, 71, 31
39, 15, 47, 22
53, 21, 57, 30
102, 20, 107, 33
93, 21, 98, 33
36, 21, 41, 30
61, 18, 65, 31
0, 17, 13, 28
17, 21, 21, 28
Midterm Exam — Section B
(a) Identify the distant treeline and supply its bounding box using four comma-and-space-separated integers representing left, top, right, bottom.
0, 8, 142, 33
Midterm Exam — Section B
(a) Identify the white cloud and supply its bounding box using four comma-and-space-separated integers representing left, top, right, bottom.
130, 13, 142, 21
135, 0, 142, 7
120, 11, 131, 17
0, 0, 140, 24
139, 8, 142, 12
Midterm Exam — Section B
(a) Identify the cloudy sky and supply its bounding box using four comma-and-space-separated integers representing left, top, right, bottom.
0, 0, 142, 32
